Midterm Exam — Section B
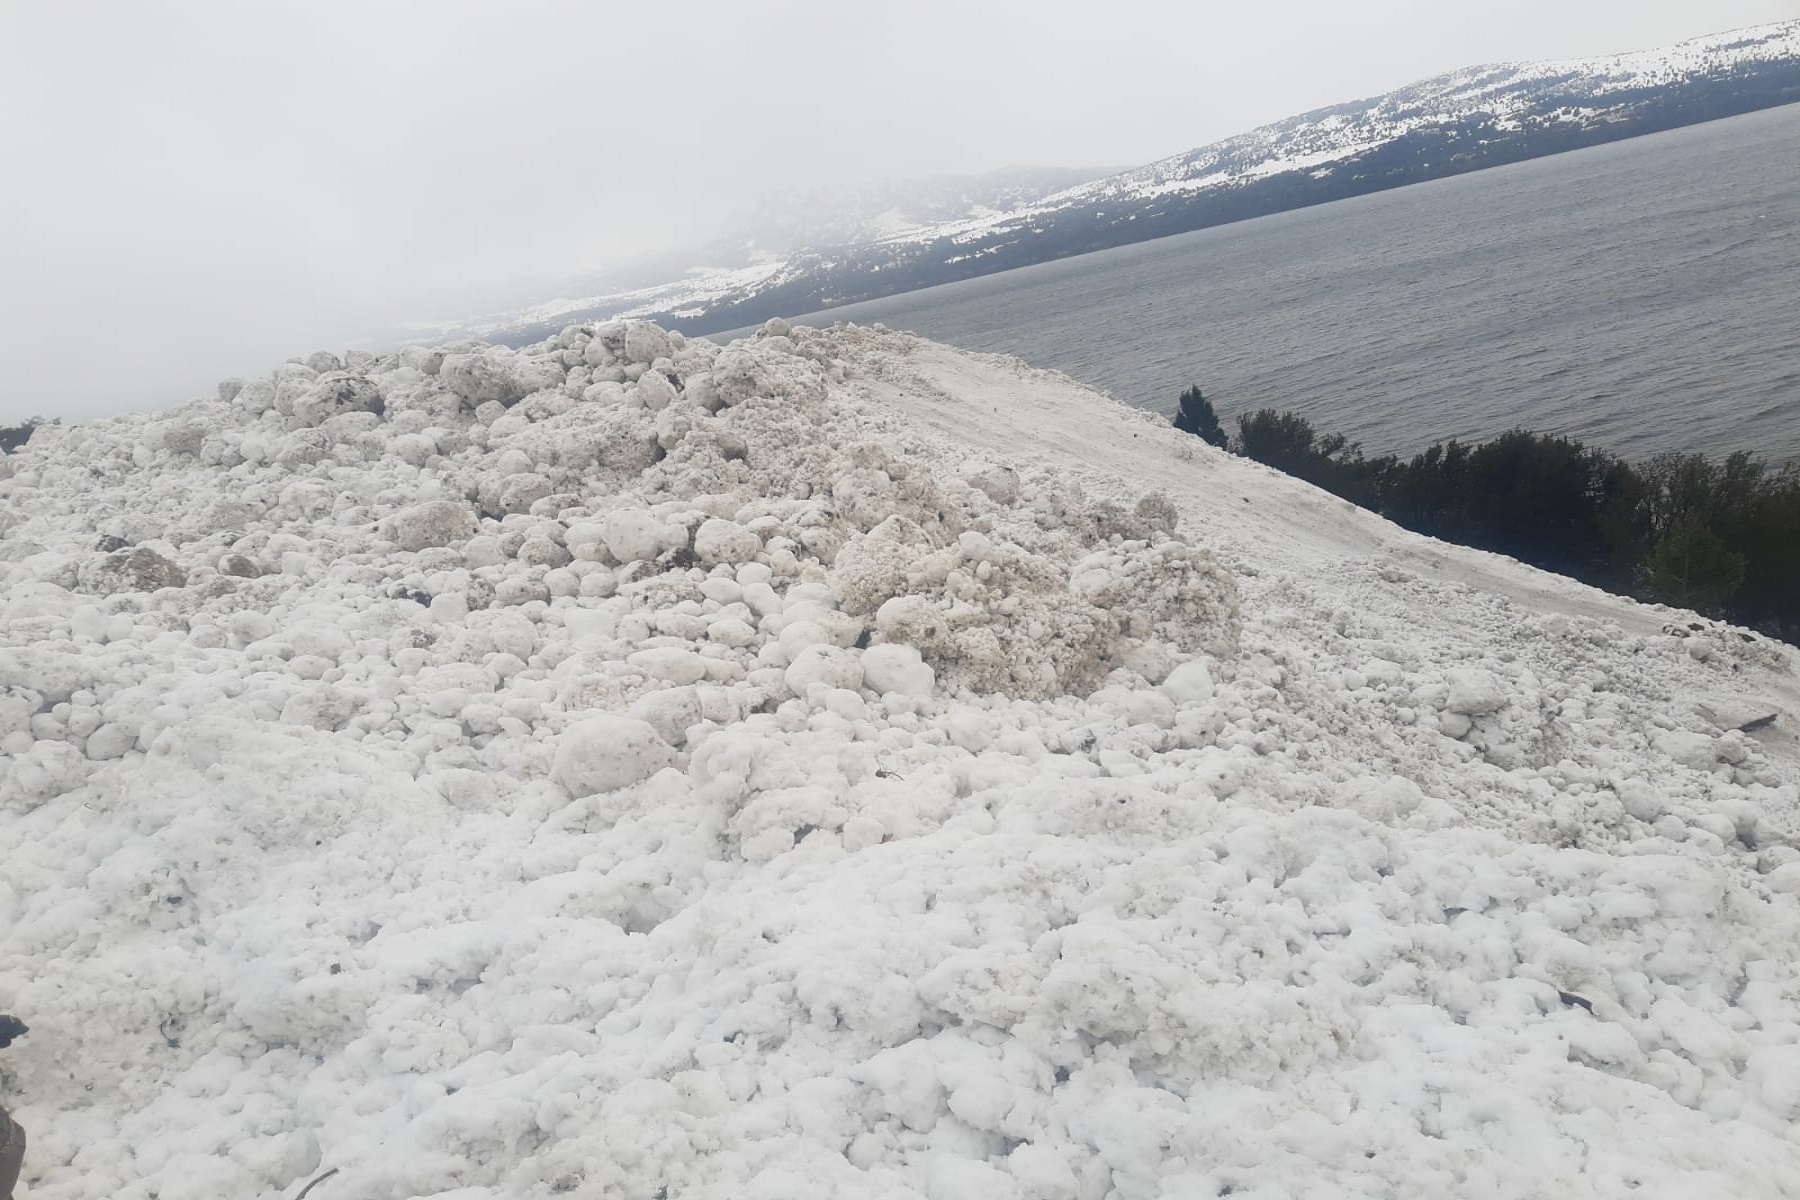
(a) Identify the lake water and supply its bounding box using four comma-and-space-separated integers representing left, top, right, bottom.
743, 104, 1800, 465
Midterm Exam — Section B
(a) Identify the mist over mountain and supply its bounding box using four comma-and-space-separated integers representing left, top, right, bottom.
712, 165, 1120, 257
443, 19, 1800, 346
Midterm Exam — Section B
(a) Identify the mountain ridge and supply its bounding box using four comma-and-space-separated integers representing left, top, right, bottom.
444, 19, 1800, 345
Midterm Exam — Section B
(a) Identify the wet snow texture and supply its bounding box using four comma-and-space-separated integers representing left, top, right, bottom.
2, 321, 1799, 1200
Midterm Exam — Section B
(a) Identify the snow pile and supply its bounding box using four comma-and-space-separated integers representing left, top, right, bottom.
2, 322, 1799, 1199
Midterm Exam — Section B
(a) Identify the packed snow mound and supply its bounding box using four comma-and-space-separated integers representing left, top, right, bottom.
2, 321, 1799, 1199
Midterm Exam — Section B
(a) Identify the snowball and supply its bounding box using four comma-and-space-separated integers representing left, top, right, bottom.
1008, 1143, 1079, 1200
634, 370, 678, 411
785, 645, 863, 694
602, 510, 683, 564
694, 518, 762, 565
552, 715, 678, 797
2, 649, 95, 706
1614, 779, 1664, 821
1749, 1044, 1800, 1118
1655, 730, 1718, 771
622, 321, 673, 366
383, 500, 476, 552
1160, 659, 1214, 705
1443, 668, 1508, 716
834, 517, 929, 615
707, 617, 757, 648
84, 723, 135, 759
627, 648, 711, 686
742, 581, 783, 618
292, 373, 383, 426
959, 460, 1020, 504
440, 350, 525, 407
629, 688, 704, 746
497, 473, 553, 514
861, 643, 935, 698
700, 577, 742, 604
279, 687, 357, 731
78, 548, 186, 594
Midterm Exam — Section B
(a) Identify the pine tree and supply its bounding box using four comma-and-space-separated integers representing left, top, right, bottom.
1172, 386, 1228, 449
1646, 516, 1745, 613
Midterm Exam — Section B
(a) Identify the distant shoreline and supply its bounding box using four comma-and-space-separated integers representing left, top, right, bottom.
496, 74, 1800, 347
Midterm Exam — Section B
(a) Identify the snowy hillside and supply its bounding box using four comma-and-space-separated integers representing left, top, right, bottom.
899, 20, 1800, 249
455, 20, 1800, 342
2, 322, 1799, 1200
713, 166, 1119, 257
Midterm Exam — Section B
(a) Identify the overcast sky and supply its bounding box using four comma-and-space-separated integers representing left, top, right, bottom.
3, 0, 1796, 424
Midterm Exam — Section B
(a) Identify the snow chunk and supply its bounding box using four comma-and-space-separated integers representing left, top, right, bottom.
861, 643, 935, 698
440, 349, 526, 407
958, 460, 1020, 504
76, 547, 186, 594
1655, 730, 1718, 771
382, 500, 477, 552
552, 715, 679, 797
1067, 541, 1239, 659
603, 510, 684, 564
1443, 668, 1508, 716
634, 369, 678, 411
709, 346, 828, 408
627, 648, 711, 686
833, 516, 931, 616
292, 373, 383, 426
785, 644, 864, 694
693, 517, 762, 565
622, 321, 673, 365
1160, 659, 1215, 705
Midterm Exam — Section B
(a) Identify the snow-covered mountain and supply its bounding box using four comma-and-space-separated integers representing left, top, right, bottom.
457, 20, 1800, 343
2, 320, 1798, 1198
713, 166, 1119, 257
403, 167, 1111, 347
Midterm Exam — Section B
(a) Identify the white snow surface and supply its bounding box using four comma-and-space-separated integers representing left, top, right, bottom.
2, 321, 1799, 1200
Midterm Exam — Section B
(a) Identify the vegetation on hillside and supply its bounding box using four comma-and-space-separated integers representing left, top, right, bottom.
1177, 392, 1800, 642
0, 418, 51, 454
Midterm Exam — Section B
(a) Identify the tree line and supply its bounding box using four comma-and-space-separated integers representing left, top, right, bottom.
1173, 387, 1800, 642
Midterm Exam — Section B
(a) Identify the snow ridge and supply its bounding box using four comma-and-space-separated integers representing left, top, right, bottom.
1, 323, 1799, 1199
1007, 20, 1800, 221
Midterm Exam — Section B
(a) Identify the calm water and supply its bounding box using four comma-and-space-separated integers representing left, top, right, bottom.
747, 104, 1800, 464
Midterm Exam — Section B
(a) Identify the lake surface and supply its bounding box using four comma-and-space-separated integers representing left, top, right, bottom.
743, 104, 1800, 465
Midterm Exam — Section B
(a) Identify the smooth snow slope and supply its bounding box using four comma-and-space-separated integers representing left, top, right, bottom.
1, 322, 1798, 1200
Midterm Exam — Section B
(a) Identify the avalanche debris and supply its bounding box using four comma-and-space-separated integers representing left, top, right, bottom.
1, 322, 1798, 1200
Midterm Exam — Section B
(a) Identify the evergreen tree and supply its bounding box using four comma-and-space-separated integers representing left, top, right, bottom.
1646, 516, 1746, 612
1172, 386, 1228, 449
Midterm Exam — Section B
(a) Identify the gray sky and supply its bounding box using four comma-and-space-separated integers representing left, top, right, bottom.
3, 0, 1796, 424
